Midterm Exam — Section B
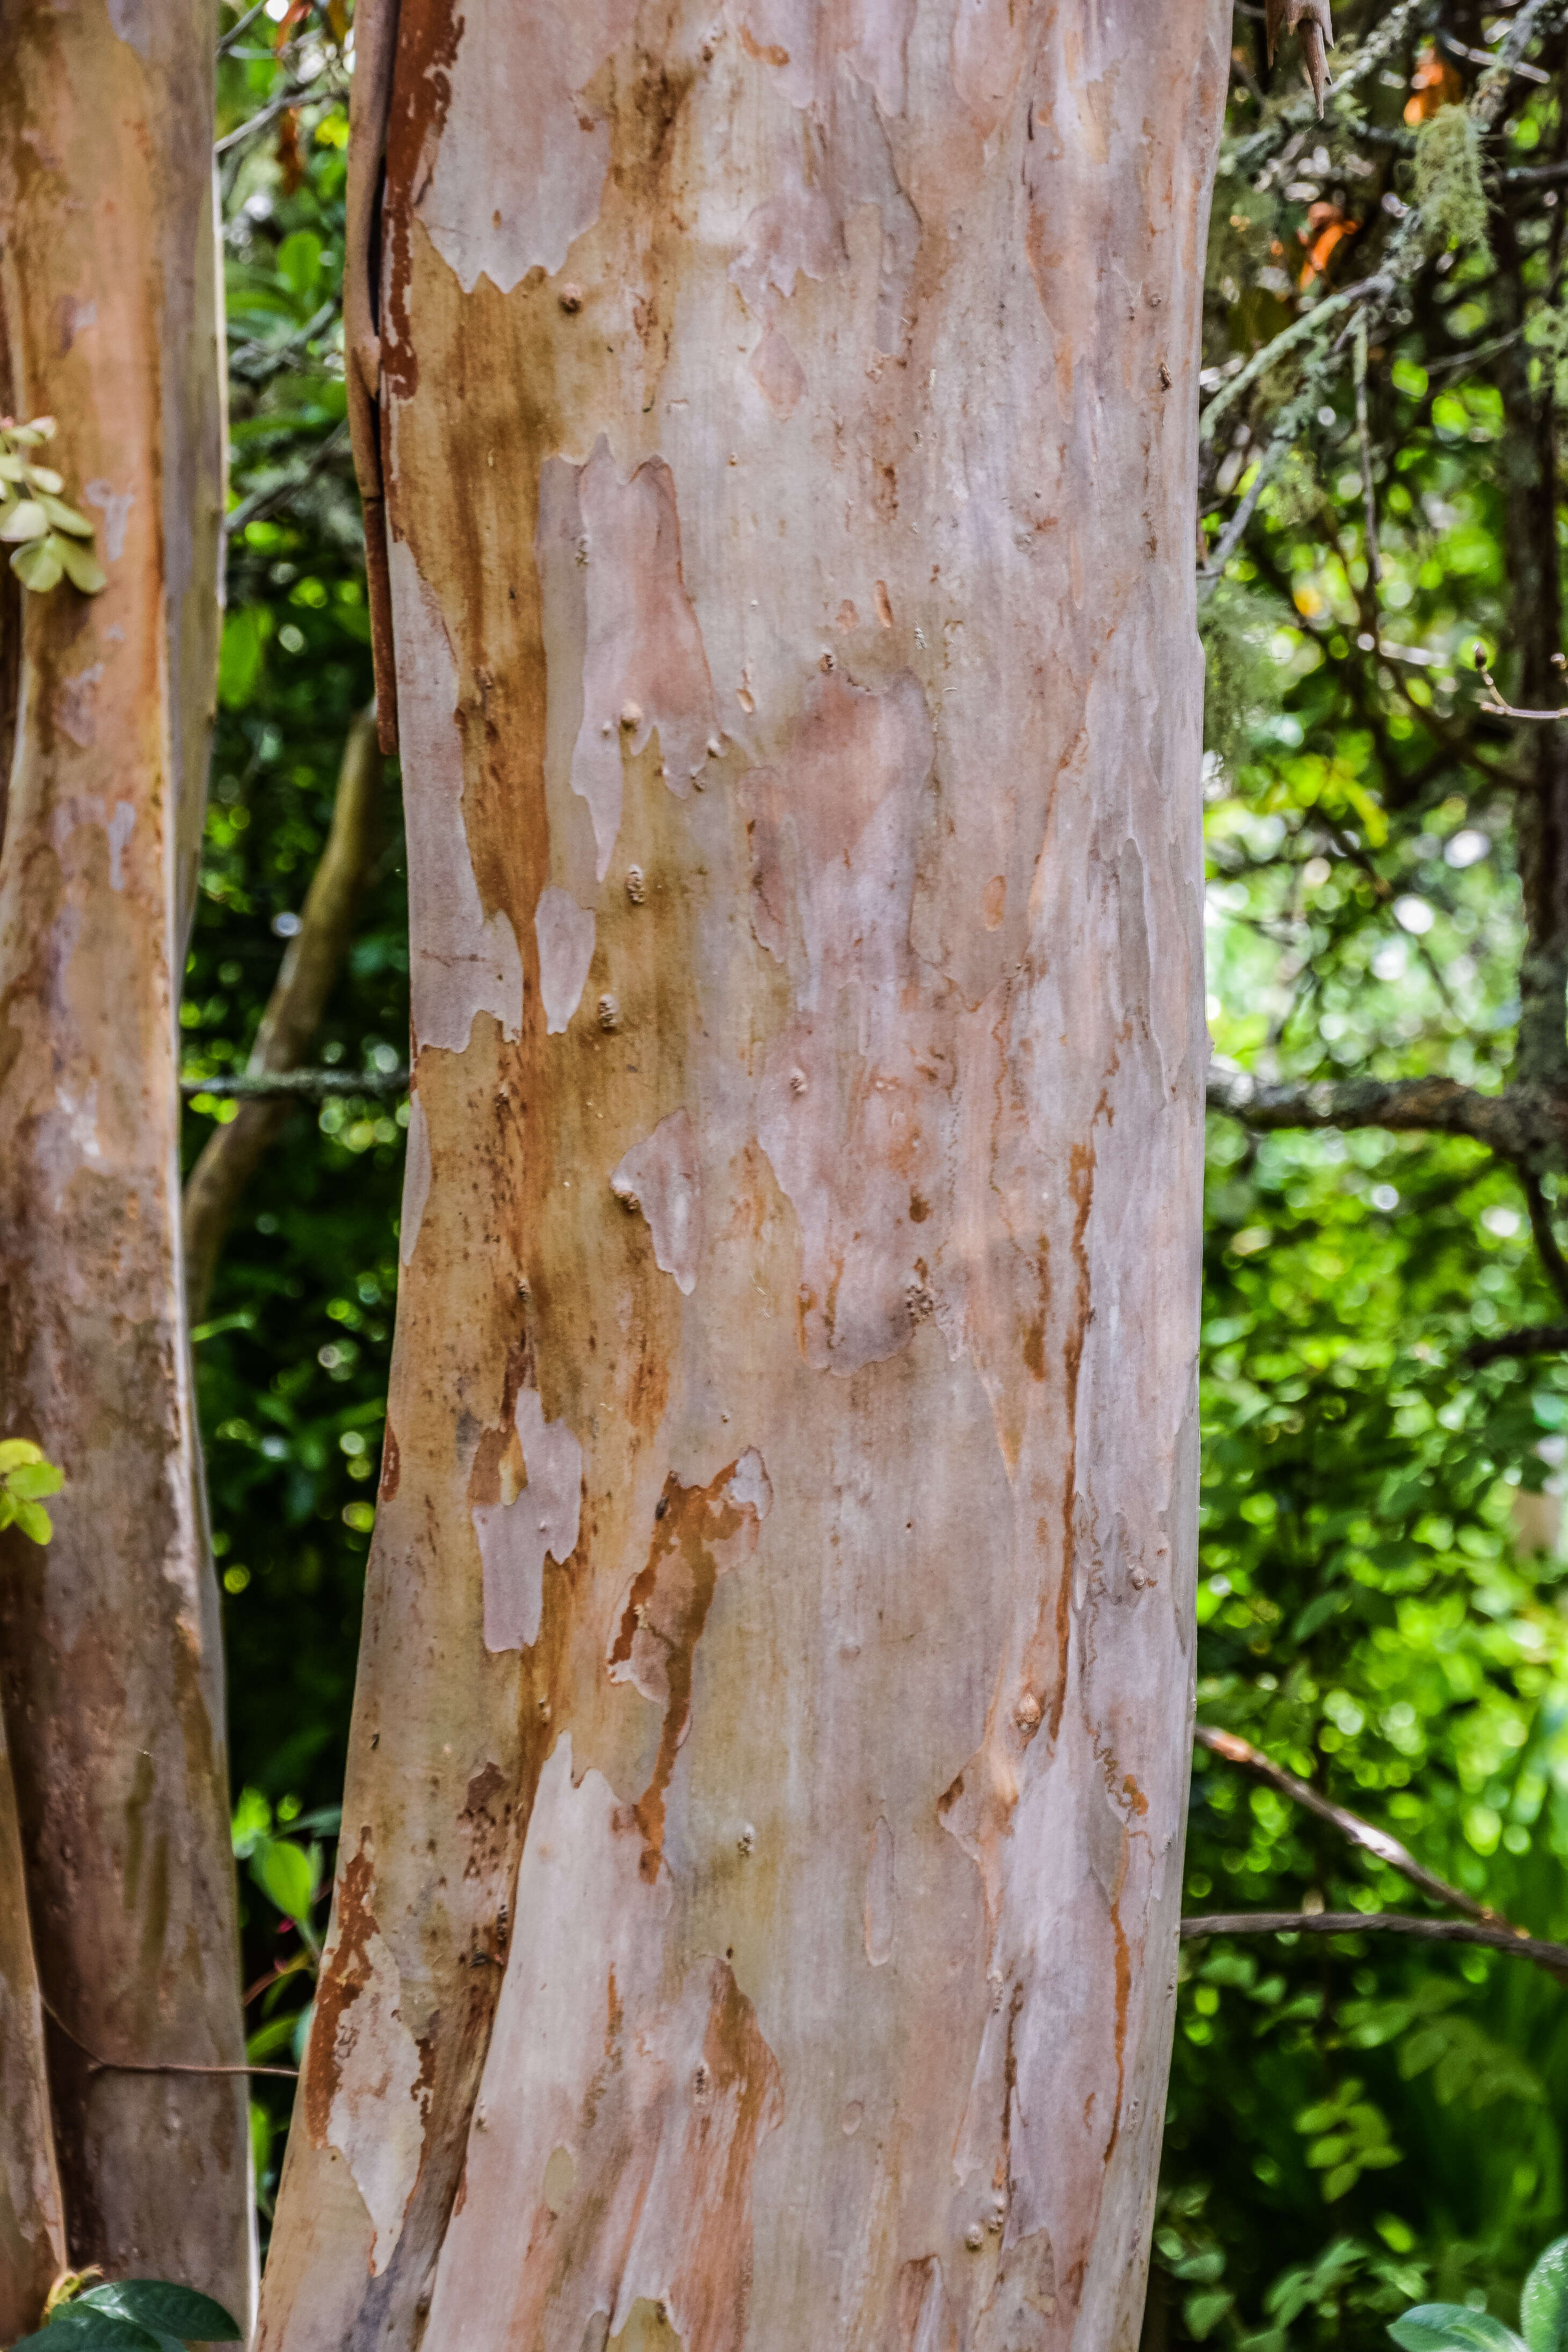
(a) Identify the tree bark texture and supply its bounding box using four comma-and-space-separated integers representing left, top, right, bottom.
260, 5, 1225, 2348
0, 4, 254, 2326
0, 1699, 65, 2342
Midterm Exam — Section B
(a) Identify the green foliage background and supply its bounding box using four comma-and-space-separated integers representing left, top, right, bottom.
202, 2, 1568, 2335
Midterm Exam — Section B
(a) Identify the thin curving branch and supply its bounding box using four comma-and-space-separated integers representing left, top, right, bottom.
1522, 1168, 1568, 1312
1464, 1322, 1568, 1366
1204, 1066, 1565, 1160
1194, 1724, 1508, 1926
1181, 1911, 1568, 1984
182, 707, 383, 1317
183, 1067, 408, 1103
41, 1994, 297, 2081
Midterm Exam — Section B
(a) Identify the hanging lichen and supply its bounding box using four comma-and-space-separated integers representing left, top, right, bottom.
1201, 584, 1280, 776
0, 416, 107, 594
1413, 104, 1491, 262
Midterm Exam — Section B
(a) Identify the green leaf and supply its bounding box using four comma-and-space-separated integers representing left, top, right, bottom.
77, 2281, 242, 2340
12, 534, 63, 591
0, 452, 26, 481
39, 491, 96, 538
250, 1834, 316, 1922
25, 463, 64, 493
245, 2010, 302, 2062
217, 605, 270, 709
275, 229, 324, 299
14, 1498, 53, 1543
1390, 2307, 1526, 2352
0, 498, 50, 542
0, 1439, 46, 1472
1186, 2291, 1236, 2340
57, 535, 108, 594
1523, 2241, 1568, 2352
0, 1490, 13, 1531
5, 1460, 62, 1501
230, 1785, 271, 1859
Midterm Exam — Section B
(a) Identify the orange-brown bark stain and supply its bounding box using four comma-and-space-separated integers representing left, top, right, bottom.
379, 0, 460, 404
302, 1842, 379, 2146
609, 1468, 756, 1879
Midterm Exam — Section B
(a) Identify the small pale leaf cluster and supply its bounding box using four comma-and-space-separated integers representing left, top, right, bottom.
1266, 0, 1333, 114
1390, 2234, 1568, 2352
17, 2269, 241, 2349
0, 416, 107, 596
0, 1438, 62, 1545
1413, 105, 1491, 262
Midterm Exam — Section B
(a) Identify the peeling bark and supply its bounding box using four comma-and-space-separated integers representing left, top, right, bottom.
0, 4, 253, 2322
259, 4, 1225, 2346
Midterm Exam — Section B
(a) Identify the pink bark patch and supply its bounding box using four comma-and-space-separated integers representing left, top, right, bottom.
537, 438, 717, 880
750, 330, 809, 418
417, 0, 639, 288
746, 671, 948, 1373
534, 888, 596, 1035
473, 1389, 583, 1652
611, 1109, 705, 1296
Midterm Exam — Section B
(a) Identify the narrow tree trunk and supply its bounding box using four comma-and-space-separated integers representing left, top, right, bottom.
0, 1702, 65, 2342
0, 5, 255, 2324
260, 6, 1225, 2347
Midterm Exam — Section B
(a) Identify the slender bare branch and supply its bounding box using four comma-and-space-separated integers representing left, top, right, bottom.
1204, 1066, 1562, 1159
1200, 275, 1389, 445
1521, 1168, 1568, 1311
223, 417, 350, 536
1477, 650, 1568, 723
41, 1995, 298, 2081
1194, 1724, 1507, 1924
183, 707, 383, 1315
1464, 1322, 1568, 1366
1181, 1911, 1568, 1983
182, 1066, 408, 1104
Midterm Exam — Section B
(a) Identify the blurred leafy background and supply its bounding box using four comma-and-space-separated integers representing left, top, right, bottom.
202, 1, 1568, 2335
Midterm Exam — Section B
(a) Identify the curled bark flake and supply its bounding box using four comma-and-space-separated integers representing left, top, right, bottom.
1266, 0, 1333, 113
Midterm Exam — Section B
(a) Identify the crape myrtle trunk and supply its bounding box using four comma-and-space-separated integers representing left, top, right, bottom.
0, 3, 254, 2329
259, 4, 1225, 2348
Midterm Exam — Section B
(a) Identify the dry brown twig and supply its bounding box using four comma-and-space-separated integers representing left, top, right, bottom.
1476, 645, 1568, 722
1182, 1911, 1568, 1982
1267, 0, 1333, 114
1193, 1723, 1511, 1923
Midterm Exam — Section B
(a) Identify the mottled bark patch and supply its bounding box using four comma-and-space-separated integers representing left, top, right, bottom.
472, 1386, 584, 1652
386, 536, 523, 1052
749, 671, 954, 1372
303, 1840, 427, 2273
418, 0, 640, 291
398, 1091, 431, 1265
381, 0, 462, 402
537, 438, 717, 881
535, 887, 597, 1034
609, 1451, 772, 1876
422, 1740, 783, 2351
611, 1109, 704, 1296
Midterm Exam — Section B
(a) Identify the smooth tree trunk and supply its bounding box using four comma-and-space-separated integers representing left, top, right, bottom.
259, 5, 1225, 2348
0, 4, 255, 2327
